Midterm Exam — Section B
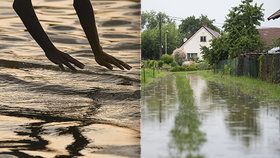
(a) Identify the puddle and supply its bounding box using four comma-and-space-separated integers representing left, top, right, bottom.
141, 74, 280, 158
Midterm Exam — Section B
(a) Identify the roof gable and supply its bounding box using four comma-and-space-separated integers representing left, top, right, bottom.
268, 9, 280, 20
180, 26, 220, 48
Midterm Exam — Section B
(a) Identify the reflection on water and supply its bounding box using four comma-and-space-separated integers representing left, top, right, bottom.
141, 75, 178, 158
141, 74, 280, 158
0, 0, 140, 157
169, 73, 205, 158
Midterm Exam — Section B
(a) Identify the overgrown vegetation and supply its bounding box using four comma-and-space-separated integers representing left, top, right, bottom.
202, 0, 265, 66
141, 68, 166, 86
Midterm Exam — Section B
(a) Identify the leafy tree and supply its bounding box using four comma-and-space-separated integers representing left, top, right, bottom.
141, 11, 173, 30
201, 34, 229, 65
224, 0, 264, 58
141, 28, 159, 59
179, 15, 220, 41
141, 22, 181, 59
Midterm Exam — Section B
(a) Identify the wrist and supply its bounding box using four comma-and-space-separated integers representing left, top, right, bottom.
43, 46, 58, 54
91, 45, 103, 55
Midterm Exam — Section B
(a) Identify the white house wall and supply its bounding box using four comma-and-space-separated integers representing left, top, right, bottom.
182, 27, 213, 60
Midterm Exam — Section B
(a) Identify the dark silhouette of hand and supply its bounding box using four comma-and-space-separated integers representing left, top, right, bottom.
45, 49, 85, 71
94, 50, 132, 70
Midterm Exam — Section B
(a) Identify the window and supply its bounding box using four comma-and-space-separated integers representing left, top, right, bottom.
200, 36, 206, 42
187, 53, 198, 60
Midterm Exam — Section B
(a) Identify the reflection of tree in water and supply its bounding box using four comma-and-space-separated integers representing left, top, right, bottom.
169, 73, 205, 158
142, 75, 178, 122
207, 82, 260, 147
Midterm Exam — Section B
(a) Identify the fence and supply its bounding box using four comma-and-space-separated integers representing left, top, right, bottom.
215, 53, 280, 83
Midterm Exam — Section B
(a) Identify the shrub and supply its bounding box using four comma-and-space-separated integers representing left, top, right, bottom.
223, 64, 231, 75
171, 61, 178, 67
158, 61, 164, 68
160, 54, 174, 65
173, 48, 186, 66
162, 64, 172, 71
197, 62, 211, 70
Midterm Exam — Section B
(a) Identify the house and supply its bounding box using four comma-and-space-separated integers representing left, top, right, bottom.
258, 27, 280, 46
176, 26, 220, 61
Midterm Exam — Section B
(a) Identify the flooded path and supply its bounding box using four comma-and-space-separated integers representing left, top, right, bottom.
0, 0, 140, 157
141, 73, 280, 158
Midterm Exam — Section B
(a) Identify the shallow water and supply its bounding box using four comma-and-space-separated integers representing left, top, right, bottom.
0, 0, 140, 157
141, 74, 280, 158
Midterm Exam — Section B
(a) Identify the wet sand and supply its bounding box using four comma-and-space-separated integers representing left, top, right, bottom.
0, 0, 140, 157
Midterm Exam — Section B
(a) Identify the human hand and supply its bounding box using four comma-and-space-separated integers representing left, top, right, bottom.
45, 49, 85, 71
94, 50, 132, 70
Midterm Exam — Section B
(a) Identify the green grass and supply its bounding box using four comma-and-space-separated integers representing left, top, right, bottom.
187, 70, 280, 102
141, 68, 167, 87
170, 72, 205, 156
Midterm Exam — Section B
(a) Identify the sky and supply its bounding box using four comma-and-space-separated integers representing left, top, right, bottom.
141, 0, 280, 28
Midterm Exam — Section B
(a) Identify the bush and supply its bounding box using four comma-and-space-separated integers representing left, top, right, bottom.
158, 61, 164, 68
197, 62, 211, 70
171, 66, 186, 72
162, 64, 172, 71
171, 61, 178, 67
173, 48, 186, 66
143, 60, 158, 69
170, 62, 210, 72
223, 64, 231, 75
160, 54, 174, 65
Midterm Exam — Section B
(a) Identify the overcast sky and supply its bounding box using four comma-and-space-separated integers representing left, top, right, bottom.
142, 0, 280, 28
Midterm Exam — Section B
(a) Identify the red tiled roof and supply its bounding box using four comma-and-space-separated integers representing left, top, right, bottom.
258, 28, 280, 46
268, 9, 280, 20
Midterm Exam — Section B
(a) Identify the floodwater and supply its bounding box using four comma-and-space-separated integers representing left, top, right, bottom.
141, 74, 280, 158
0, 0, 140, 157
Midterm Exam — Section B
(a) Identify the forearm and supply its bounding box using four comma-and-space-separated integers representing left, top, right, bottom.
73, 0, 102, 54
13, 0, 56, 53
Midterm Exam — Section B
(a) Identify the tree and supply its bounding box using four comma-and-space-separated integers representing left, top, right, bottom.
141, 11, 173, 30
224, 0, 264, 58
141, 11, 181, 60
141, 23, 181, 59
179, 15, 220, 42
201, 34, 229, 65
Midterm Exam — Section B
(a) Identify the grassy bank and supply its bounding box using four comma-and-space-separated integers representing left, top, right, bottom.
188, 71, 280, 102
170, 73, 205, 156
141, 68, 167, 86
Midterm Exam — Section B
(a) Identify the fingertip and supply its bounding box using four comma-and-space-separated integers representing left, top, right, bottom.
79, 63, 85, 69
125, 65, 132, 70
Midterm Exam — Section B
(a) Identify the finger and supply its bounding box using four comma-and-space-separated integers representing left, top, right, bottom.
110, 58, 124, 70
112, 57, 132, 70
61, 59, 77, 71
64, 54, 85, 69
59, 63, 65, 71
102, 62, 113, 70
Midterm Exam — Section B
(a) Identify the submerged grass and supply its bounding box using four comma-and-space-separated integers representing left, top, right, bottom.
188, 71, 280, 102
141, 68, 166, 87
170, 72, 205, 158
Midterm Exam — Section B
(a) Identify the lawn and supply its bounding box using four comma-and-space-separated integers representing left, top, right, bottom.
188, 71, 280, 102
141, 68, 167, 87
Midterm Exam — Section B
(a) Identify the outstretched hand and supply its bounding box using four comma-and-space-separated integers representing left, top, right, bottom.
94, 50, 132, 70
45, 49, 85, 71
